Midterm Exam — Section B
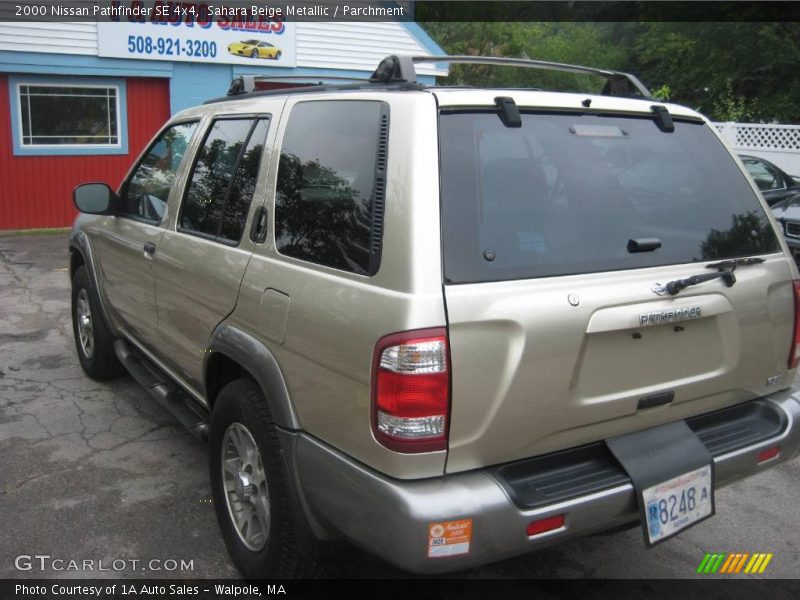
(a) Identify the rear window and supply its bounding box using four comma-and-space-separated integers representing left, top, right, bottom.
439, 111, 780, 283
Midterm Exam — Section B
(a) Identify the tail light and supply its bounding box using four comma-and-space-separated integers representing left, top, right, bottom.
371, 327, 450, 453
790, 281, 800, 369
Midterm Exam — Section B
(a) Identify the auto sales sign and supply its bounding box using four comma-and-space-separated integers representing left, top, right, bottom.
97, 1, 296, 67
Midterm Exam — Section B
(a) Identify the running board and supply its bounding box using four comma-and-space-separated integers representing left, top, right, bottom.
113, 339, 209, 441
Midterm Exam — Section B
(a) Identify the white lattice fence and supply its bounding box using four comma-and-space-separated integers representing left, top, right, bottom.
714, 122, 800, 175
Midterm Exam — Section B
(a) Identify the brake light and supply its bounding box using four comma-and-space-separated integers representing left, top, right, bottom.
790, 281, 800, 369
371, 328, 450, 453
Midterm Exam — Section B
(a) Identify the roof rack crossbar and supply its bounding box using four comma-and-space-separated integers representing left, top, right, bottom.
228, 74, 368, 96
221, 55, 651, 101
369, 54, 651, 98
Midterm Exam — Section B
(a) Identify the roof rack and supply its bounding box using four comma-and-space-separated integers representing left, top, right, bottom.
369, 55, 651, 98
228, 74, 368, 96
221, 54, 651, 101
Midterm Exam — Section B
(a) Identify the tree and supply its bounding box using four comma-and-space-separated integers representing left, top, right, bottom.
421, 22, 800, 123
630, 23, 800, 122
423, 23, 628, 93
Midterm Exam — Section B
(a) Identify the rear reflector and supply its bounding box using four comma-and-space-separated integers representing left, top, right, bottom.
757, 447, 780, 463
372, 328, 450, 453
790, 281, 800, 369
527, 514, 566, 537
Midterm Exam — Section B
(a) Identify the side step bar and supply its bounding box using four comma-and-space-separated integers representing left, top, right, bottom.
114, 339, 209, 441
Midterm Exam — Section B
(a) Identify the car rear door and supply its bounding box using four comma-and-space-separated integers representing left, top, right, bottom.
153, 111, 276, 392
437, 106, 798, 473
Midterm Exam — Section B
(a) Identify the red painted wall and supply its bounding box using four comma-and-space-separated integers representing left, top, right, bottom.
0, 75, 170, 230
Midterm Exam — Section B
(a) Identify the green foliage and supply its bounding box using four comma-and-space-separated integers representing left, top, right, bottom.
713, 80, 757, 122
424, 23, 627, 93
651, 84, 672, 102
421, 22, 800, 123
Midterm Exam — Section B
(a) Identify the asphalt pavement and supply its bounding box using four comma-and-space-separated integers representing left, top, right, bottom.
1, 232, 798, 584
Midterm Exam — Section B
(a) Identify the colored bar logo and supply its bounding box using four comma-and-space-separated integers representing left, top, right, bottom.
697, 553, 773, 574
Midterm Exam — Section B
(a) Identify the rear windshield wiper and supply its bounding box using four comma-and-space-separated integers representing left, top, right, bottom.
704, 257, 765, 270
663, 257, 765, 296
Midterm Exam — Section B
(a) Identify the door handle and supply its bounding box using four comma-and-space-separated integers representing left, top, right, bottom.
143, 242, 156, 259
250, 206, 268, 244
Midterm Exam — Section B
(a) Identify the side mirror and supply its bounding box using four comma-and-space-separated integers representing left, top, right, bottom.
73, 183, 116, 215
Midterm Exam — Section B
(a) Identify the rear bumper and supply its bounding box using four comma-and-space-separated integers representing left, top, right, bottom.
293, 389, 800, 574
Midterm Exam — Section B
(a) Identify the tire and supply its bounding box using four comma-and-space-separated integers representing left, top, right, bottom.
275, 51, 282, 60
250, 49, 258, 58
71, 265, 124, 380
209, 378, 321, 578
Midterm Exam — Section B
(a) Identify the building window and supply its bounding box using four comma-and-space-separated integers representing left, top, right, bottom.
8, 76, 128, 156
19, 84, 119, 147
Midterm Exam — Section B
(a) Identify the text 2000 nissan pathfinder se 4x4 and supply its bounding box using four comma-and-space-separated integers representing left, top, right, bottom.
68, 55, 800, 577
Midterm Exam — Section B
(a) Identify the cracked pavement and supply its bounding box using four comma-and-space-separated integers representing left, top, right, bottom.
0, 232, 798, 585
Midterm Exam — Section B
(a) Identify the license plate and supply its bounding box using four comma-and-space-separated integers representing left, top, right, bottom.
642, 465, 713, 545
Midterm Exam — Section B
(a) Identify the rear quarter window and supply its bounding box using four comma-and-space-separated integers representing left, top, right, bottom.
274, 100, 389, 276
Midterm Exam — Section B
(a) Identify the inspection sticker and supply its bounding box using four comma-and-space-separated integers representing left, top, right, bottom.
427, 519, 473, 558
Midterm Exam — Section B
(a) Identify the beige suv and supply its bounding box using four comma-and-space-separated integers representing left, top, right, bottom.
69, 55, 800, 577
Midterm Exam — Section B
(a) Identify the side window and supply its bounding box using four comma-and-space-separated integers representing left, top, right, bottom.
745, 159, 780, 191
275, 100, 389, 276
179, 117, 269, 244
120, 121, 198, 222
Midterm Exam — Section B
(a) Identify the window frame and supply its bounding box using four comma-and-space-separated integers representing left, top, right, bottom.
744, 158, 784, 192
8, 74, 128, 156
762, 160, 788, 191
117, 118, 201, 226
176, 113, 271, 247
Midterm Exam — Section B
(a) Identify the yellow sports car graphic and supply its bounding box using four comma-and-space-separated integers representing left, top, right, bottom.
227, 40, 282, 59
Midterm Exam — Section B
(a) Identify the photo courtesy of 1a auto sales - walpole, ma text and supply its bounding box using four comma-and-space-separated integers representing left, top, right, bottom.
1, 1, 800, 599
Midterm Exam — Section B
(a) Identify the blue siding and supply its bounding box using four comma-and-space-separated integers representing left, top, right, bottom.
403, 22, 445, 57
0, 50, 172, 78
170, 62, 232, 113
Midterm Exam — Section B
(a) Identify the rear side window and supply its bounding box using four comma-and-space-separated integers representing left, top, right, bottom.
274, 100, 389, 276
180, 117, 269, 244
439, 112, 780, 283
